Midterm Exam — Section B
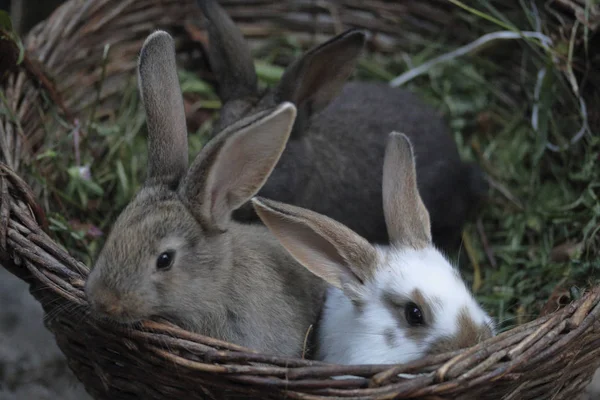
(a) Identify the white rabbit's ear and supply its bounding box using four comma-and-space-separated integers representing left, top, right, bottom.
383, 132, 432, 249
252, 197, 377, 301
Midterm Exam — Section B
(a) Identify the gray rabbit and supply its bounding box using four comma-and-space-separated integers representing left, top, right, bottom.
197, 0, 487, 253
85, 31, 326, 356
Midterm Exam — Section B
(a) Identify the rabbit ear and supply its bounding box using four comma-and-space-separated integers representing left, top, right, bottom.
274, 29, 365, 137
179, 103, 296, 231
383, 132, 432, 249
252, 197, 377, 301
138, 31, 189, 186
196, 0, 258, 103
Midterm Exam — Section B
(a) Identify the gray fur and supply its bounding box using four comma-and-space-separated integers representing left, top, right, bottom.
138, 31, 189, 186
196, 0, 257, 103
85, 32, 326, 357
197, 0, 487, 253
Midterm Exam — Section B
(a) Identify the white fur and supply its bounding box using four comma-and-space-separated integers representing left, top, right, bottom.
317, 245, 494, 365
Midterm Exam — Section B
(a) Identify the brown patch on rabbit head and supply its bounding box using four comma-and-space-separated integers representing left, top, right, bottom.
382, 288, 440, 344
427, 306, 494, 355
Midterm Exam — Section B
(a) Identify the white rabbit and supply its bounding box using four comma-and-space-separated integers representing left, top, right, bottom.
252, 132, 495, 365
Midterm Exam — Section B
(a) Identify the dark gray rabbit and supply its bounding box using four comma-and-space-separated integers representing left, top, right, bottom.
196, 0, 487, 253
85, 31, 326, 356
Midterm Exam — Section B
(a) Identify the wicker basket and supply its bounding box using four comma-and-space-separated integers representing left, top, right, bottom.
1, 0, 600, 399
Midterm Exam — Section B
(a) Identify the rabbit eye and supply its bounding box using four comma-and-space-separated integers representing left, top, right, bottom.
404, 302, 424, 326
156, 251, 175, 271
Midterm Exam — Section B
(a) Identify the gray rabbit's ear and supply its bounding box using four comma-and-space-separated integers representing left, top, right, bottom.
274, 29, 365, 137
382, 132, 432, 249
178, 103, 297, 231
252, 197, 377, 302
138, 30, 189, 187
196, 0, 258, 103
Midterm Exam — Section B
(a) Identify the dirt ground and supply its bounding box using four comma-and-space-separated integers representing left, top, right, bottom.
0, 267, 90, 400
0, 265, 599, 399
585, 370, 600, 400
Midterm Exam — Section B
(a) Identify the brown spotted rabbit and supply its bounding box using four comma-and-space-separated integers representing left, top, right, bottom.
253, 132, 495, 364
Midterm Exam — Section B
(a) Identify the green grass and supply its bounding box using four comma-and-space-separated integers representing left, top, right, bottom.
395, 2, 600, 330
25, 1, 600, 332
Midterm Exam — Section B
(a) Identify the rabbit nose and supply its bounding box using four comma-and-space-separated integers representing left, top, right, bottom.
89, 288, 123, 316
96, 300, 123, 316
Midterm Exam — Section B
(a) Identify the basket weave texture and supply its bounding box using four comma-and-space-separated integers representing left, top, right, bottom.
1, 0, 600, 399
